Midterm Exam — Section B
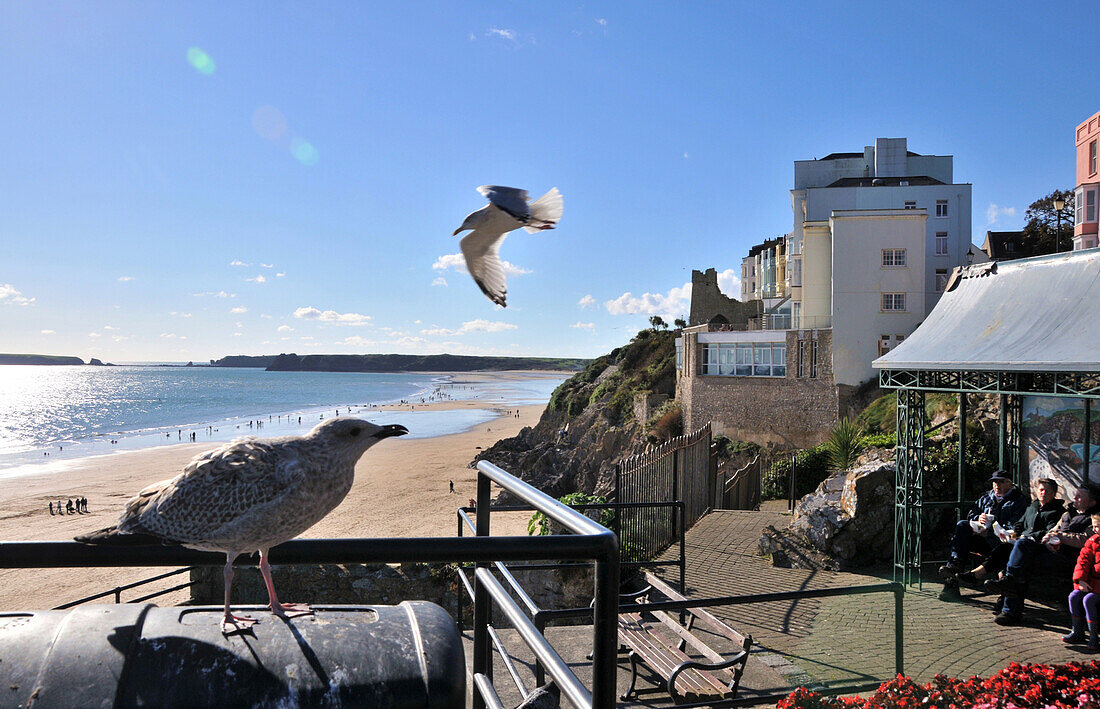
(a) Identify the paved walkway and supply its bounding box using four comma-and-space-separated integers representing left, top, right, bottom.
653, 509, 1087, 693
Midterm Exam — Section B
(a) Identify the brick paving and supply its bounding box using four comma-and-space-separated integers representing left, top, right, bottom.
652, 509, 1089, 693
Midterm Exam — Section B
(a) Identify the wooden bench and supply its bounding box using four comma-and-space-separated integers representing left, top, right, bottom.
616, 572, 753, 704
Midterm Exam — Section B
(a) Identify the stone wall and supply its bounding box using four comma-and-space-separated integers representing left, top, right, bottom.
677, 329, 840, 448
688, 268, 761, 326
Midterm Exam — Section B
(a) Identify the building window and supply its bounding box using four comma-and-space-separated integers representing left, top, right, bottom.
1088, 189, 1097, 223
675, 341, 682, 370
878, 336, 892, 357
701, 342, 785, 377
935, 232, 948, 255
936, 200, 948, 217
935, 269, 949, 291
810, 340, 818, 378
1091, 140, 1097, 175
882, 293, 906, 311
797, 340, 806, 377
904, 201, 917, 210
1006, 241, 1015, 253
881, 248, 907, 267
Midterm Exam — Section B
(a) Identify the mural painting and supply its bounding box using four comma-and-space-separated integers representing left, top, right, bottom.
1022, 396, 1099, 496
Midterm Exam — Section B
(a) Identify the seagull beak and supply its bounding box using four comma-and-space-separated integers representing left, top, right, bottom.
376, 424, 409, 439
452, 227, 464, 236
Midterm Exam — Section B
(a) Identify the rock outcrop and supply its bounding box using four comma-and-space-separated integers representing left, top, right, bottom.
758, 459, 895, 569
473, 329, 677, 500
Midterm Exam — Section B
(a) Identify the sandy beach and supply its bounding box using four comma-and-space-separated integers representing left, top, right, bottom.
0, 400, 545, 611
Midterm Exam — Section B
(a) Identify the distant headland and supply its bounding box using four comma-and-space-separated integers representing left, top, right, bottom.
211, 353, 588, 372
0, 354, 113, 366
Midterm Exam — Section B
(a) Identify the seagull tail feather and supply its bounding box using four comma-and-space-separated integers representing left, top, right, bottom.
75, 526, 170, 546
523, 188, 563, 233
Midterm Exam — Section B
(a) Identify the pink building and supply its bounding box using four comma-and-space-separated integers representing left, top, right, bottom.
1074, 110, 1100, 250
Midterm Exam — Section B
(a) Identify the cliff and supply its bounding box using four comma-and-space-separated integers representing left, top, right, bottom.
0, 354, 85, 366
472, 328, 678, 500
254, 353, 586, 373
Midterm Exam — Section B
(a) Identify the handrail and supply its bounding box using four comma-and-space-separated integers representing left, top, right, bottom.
0, 461, 622, 709
53, 565, 196, 609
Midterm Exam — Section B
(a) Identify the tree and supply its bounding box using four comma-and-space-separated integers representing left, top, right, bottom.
674, 318, 687, 329
648, 315, 668, 330
1019, 189, 1075, 256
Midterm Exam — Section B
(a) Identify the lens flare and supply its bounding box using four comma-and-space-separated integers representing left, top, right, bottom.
186, 47, 216, 75
290, 138, 319, 166
252, 106, 287, 141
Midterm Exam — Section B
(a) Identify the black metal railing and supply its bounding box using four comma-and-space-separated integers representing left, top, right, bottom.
0, 460, 621, 709
53, 566, 197, 610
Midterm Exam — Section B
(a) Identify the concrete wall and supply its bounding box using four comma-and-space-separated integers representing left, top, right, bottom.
830, 210, 928, 387
677, 329, 839, 448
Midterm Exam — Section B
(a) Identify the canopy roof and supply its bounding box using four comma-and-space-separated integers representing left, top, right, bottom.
873, 249, 1100, 373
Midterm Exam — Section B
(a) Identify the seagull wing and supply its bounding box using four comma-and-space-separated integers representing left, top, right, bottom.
477, 185, 531, 222
460, 226, 510, 307
121, 438, 302, 545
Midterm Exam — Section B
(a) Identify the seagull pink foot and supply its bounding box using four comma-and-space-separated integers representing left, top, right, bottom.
221, 612, 258, 634
270, 602, 313, 619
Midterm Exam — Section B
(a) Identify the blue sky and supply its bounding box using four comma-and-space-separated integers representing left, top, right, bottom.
1, 2, 1096, 362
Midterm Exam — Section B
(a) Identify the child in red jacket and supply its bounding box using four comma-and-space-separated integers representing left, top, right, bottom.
1064, 513, 1100, 648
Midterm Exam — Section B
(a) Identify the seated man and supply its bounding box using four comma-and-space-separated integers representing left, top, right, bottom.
938, 470, 1027, 599
985, 483, 1100, 625
957, 477, 1065, 585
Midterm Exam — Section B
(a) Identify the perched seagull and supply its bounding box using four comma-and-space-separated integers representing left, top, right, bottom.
452, 185, 563, 307
76, 418, 408, 633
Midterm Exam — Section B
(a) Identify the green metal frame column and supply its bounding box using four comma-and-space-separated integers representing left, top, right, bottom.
1004, 394, 1022, 484
894, 388, 926, 587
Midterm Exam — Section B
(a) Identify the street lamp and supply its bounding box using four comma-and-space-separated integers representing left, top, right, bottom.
1053, 196, 1066, 251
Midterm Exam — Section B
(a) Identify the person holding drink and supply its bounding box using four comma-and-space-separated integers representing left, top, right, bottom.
985, 484, 1100, 625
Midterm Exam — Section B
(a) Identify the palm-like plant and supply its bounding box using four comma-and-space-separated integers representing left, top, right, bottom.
825, 418, 867, 472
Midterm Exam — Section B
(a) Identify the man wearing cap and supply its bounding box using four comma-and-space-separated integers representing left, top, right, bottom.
985, 483, 1100, 625
938, 470, 1026, 600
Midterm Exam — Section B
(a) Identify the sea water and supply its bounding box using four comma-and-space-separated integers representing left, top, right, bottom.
0, 365, 566, 476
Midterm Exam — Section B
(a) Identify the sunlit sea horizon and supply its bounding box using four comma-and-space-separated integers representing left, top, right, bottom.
0, 365, 565, 476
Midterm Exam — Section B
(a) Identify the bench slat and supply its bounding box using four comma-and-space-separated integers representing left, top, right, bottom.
617, 613, 733, 697
644, 572, 749, 646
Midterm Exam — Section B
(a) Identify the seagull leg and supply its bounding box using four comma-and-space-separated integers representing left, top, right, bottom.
221, 553, 257, 634
259, 548, 312, 619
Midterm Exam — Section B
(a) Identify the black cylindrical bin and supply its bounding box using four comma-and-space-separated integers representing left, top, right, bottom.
0, 602, 465, 708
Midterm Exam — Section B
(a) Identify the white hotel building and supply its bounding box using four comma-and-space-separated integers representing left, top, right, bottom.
679, 138, 975, 445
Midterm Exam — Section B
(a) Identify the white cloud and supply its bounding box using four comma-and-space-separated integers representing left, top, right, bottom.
103, 325, 118, 331
578, 294, 596, 309
277, 325, 293, 332
596, 18, 607, 26
230, 306, 248, 314
986, 203, 1018, 226
233, 332, 242, 337
421, 319, 518, 336
260, 263, 274, 268
159, 333, 178, 339
259, 314, 272, 319
41, 329, 55, 335
342, 335, 376, 347
716, 269, 741, 297
170, 311, 193, 318
0, 284, 35, 306
111, 335, 129, 342
229, 260, 249, 267
433, 253, 530, 276
117, 276, 134, 282
89, 332, 101, 338
432, 277, 448, 287
246, 275, 267, 284
234, 322, 243, 328
487, 28, 517, 42
193, 291, 236, 298
293, 306, 372, 325
605, 282, 692, 320
571, 322, 595, 330
276, 272, 286, 278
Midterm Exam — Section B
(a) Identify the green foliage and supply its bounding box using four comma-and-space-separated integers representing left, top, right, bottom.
824, 418, 867, 472
712, 435, 759, 462
545, 329, 676, 425
862, 431, 896, 448
648, 315, 668, 330
647, 401, 682, 443
527, 492, 613, 536
762, 445, 832, 500
1019, 188, 1076, 256
855, 391, 959, 435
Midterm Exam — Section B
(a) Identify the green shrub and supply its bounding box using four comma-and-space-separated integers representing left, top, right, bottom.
527, 492, 614, 536
824, 418, 867, 472
863, 431, 896, 448
647, 401, 682, 443
762, 445, 831, 500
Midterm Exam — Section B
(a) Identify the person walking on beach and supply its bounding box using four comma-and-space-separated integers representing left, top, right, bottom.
449, 480, 455, 493
49, 501, 55, 515
66, 499, 74, 514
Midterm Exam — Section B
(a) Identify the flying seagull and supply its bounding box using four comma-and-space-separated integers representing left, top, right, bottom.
452, 185, 563, 307
76, 418, 408, 633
